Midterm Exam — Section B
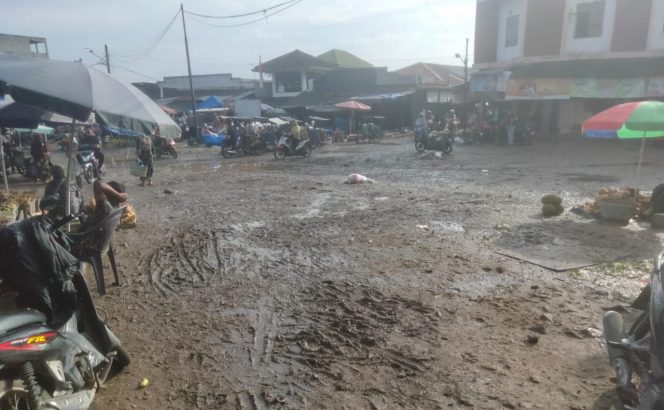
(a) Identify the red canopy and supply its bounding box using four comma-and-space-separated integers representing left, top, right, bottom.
335, 100, 371, 111
160, 105, 177, 115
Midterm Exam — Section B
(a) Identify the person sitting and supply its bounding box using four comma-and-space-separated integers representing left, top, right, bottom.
288, 120, 301, 150
43, 166, 83, 220
80, 128, 104, 174
79, 179, 127, 232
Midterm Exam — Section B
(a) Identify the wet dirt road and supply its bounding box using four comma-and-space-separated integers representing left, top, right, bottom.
80, 135, 664, 409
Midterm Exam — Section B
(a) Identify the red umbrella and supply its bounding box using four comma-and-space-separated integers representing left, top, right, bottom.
160, 104, 177, 115
335, 100, 371, 111
334, 100, 371, 133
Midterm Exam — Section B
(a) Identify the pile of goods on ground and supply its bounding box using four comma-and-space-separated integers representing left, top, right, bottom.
541, 194, 564, 217
581, 187, 649, 219
0, 191, 35, 225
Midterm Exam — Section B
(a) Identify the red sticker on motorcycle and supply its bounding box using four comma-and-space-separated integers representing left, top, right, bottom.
0, 332, 57, 351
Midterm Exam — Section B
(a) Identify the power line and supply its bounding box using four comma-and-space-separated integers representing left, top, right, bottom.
422, 0, 450, 33
108, 9, 181, 59
112, 64, 160, 82
185, 0, 299, 19
186, 0, 303, 28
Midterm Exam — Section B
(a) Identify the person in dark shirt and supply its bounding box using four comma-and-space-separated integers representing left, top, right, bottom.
80, 128, 104, 172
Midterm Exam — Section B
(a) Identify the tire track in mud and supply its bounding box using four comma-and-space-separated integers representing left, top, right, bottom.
141, 224, 344, 296
274, 281, 443, 405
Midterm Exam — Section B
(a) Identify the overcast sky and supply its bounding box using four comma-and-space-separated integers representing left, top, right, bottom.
2, 0, 475, 84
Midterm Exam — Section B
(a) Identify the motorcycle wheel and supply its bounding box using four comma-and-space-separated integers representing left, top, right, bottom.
443, 143, 453, 154
84, 166, 94, 184
0, 388, 31, 409
254, 144, 266, 156
274, 148, 286, 160
156, 150, 163, 159
302, 146, 312, 158
415, 141, 425, 152
169, 148, 178, 159
221, 146, 234, 159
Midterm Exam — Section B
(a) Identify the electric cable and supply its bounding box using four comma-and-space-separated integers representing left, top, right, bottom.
185, 0, 303, 28
423, 0, 450, 33
185, 0, 299, 19
108, 9, 181, 59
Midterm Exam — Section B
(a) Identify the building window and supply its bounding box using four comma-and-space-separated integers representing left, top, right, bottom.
274, 72, 302, 93
574, 0, 605, 39
505, 14, 520, 47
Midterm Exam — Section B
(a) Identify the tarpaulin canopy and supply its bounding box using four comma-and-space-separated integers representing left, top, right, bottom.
0, 54, 180, 138
196, 96, 225, 110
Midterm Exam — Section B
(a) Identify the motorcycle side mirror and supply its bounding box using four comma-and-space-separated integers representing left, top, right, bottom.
39, 194, 60, 212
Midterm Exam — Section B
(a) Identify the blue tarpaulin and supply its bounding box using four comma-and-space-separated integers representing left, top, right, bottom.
196, 96, 225, 110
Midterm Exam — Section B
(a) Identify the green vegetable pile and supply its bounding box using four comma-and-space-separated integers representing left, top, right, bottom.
541, 194, 564, 217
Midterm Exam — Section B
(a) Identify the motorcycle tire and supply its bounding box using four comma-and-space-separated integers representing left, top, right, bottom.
415, 141, 425, 152
156, 151, 163, 159
254, 144, 266, 156
221, 146, 234, 159
169, 149, 178, 159
302, 146, 312, 158
84, 167, 94, 184
103, 325, 131, 379
274, 148, 286, 160
443, 144, 453, 154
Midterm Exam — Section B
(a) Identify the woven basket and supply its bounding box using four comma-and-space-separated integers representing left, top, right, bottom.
598, 199, 636, 222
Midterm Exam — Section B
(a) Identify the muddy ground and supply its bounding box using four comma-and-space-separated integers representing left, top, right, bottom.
23, 134, 664, 409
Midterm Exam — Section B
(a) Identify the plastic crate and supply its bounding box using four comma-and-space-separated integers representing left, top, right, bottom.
598, 199, 636, 222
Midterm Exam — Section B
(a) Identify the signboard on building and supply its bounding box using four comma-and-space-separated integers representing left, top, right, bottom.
647, 77, 664, 97
234, 99, 262, 118
571, 78, 646, 99
505, 78, 572, 100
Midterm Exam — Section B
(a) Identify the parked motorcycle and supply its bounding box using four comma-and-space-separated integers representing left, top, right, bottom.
221, 134, 266, 158
274, 136, 312, 160
603, 251, 664, 409
0, 198, 129, 410
154, 137, 178, 159
414, 130, 453, 154
75, 145, 100, 186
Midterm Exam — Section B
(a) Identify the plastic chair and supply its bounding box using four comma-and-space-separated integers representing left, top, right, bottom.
69, 206, 125, 296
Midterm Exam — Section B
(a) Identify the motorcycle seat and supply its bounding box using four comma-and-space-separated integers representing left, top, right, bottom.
0, 309, 47, 334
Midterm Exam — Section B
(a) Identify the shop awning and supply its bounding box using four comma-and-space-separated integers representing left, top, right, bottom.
350, 89, 415, 101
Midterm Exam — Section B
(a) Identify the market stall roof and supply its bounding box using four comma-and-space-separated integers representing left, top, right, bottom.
350, 89, 416, 101
316, 49, 373, 69
254, 49, 334, 73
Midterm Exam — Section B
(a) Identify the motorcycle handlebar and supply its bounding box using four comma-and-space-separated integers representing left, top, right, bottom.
50, 213, 81, 233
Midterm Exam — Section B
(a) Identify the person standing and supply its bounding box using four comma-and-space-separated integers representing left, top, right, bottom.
506, 111, 517, 146
135, 134, 154, 186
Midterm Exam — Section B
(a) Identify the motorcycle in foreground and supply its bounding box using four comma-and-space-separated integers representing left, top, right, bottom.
274, 136, 312, 160
603, 252, 664, 409
0, 197, 129, 409
414, 129, 453, 154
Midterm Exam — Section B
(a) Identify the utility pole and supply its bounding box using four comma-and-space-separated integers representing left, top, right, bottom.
104, 44, 111, 74
181, 3, 199, 143
464, 37, 469, 102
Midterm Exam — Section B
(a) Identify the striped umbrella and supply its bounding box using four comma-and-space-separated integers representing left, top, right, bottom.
583, 101, 664, 185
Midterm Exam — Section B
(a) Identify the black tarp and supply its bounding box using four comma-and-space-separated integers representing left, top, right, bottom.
0, 217, 79, 325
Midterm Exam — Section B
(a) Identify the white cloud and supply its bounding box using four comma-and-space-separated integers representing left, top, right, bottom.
1, 0, 476, 82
